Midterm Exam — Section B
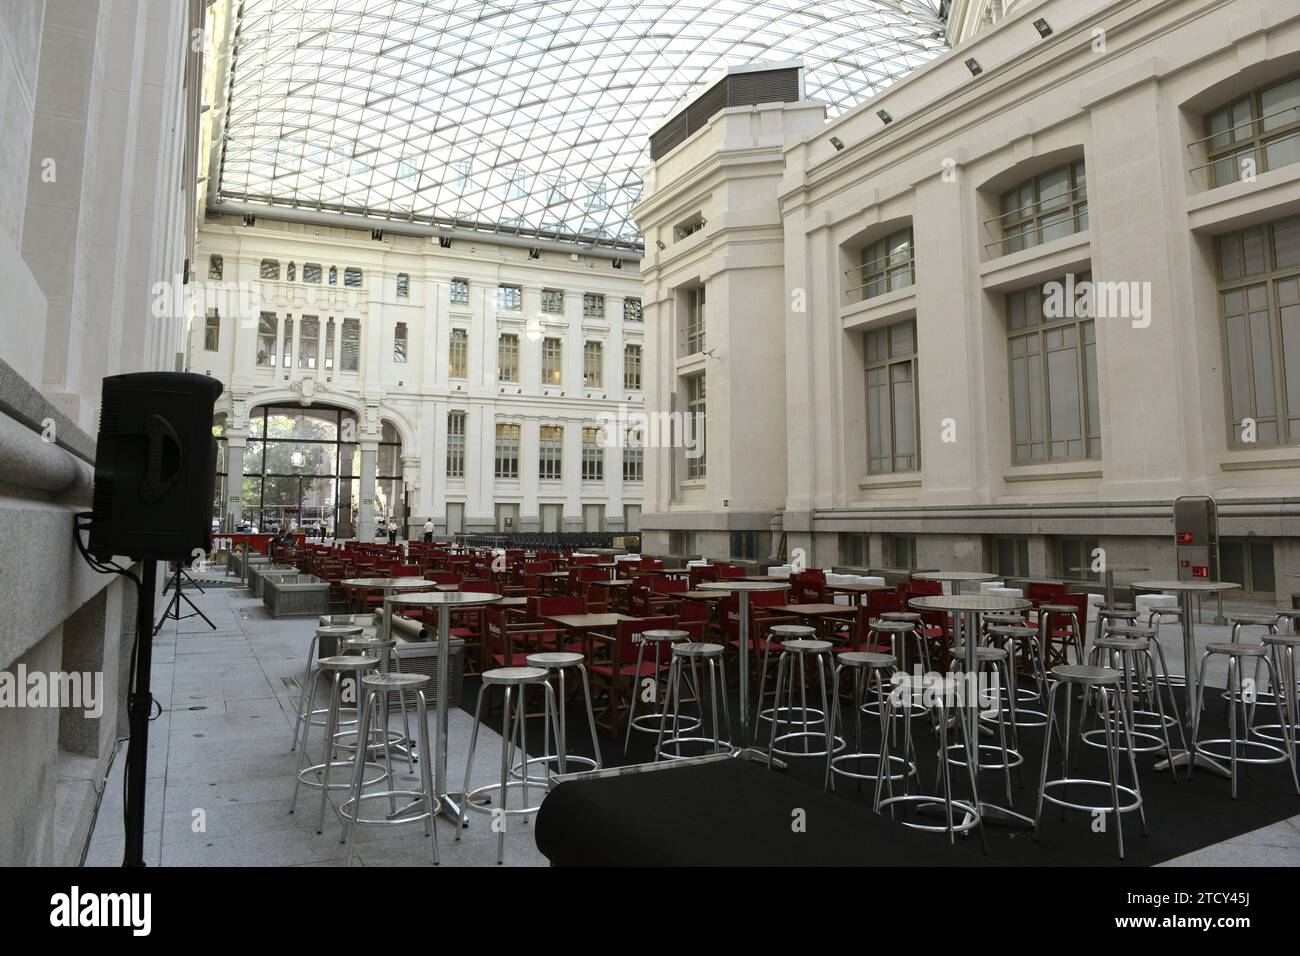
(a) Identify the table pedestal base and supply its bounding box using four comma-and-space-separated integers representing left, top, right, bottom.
1154, 749, 1231, 778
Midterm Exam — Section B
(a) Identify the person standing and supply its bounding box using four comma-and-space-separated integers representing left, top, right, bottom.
422, 517, 434, 543
387, 518, 398, 546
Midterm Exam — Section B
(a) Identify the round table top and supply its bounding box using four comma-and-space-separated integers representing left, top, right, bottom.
1130, 580, 1242, 593
698, 580, 791, 593
386, 590, 502, 607
912, 571, 999, 583
909, 594, 1031, 613
341, 577, 432, 589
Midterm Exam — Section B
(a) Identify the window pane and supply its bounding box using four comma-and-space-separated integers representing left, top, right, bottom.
1261, 77, 1300, 132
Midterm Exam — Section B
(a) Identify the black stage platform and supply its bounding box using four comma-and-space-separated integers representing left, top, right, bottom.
459, 674, 1300, 866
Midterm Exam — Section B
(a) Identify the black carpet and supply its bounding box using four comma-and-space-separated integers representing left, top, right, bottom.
457, 674, 1300, 866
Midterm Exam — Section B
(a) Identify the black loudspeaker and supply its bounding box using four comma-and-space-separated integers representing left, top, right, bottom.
88, 371, 224, 561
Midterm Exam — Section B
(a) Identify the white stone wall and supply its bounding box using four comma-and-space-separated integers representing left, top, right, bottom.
0, 0, 205, 864
188, 217, 645, 538
638, 0, 1300, 592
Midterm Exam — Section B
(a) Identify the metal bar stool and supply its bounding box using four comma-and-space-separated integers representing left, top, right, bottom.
946, 642, 1023, 804
340, 635, 414, 771
1274, 610, 1300, 635
457, 666, 561, 864
765, 638, 842, 764
1146, 604, 1187, 695
1190, 642, 1295, 798
1092, 604, 1137, 648
875, 673, 987, 852
826, 651, 913, 793
1035, 663, 1145, 859
292, 624, 362, 751
623, 628, 697, 755
1227, 614, 1280, 708
754, 624, 817, 738
290, 654, 386, 834
655, 642, 732, 761
512, 651, 602, 782
985, 623, 1050, 730
339, 672, 440, 866
1258, 635, 1300, 780
1038, 603, 1086, 668
1082, 627, 1184, 776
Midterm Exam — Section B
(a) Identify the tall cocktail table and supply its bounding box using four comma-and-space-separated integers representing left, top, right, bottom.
910, 592, 1033, 828
697, 580, 790, 751
1130, 579, 1241, 776
383, 590, 502, 818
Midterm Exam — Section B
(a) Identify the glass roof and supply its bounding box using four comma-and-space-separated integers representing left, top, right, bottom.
216, 1, 947, 250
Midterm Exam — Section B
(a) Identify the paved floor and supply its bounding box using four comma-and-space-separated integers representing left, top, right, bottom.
84, 583, 546, 867
83, 579, 1300, 867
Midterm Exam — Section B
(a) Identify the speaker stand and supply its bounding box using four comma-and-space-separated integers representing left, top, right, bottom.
124, 560, 156, 867
153, 565, 216, 635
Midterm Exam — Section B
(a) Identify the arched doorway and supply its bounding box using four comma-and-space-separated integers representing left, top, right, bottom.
237, 405, 361, 538
233, 404, 404, 539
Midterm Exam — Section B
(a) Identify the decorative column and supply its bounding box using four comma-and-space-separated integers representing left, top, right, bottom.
359, 439, 378, 541
224, 432, 247, 531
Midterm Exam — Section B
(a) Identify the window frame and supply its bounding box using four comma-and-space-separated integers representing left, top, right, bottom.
448, 327, 467, 379
497, 332, 519, 383
1005, 275, 1101, 464
495, 422, 521, 479
864, 320, 920, 474
996, 161, 1089, 255
1203, 74, 1300, 188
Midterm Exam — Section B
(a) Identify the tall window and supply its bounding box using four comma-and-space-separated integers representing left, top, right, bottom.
394, 322, 408, 364
583, 293, 605, 320
256, 313, 277, 367
446, 411, 465, 478
581, 427, 604, 481
344, 267, 362, 288
624, 344, 642, 390
447, 328, 467, 378
282, 316, 294, 368
287, 262, 296, 282
495, 423, 520, 479
260, 259, 280, 280
498, 333, 519, 382
997, 161, 1088, 255
624, 297, 642, 322
324, 318, 335, 371
450, 277, 469, 304
865, 321, 919, 473
853, 227, 915, 301
541, 337, 562, 385
396, 273, 410, 297
328, 266, 337, 286
683, 286, 705, 355
204, 311, 220, 351
989, 536, 1030, 578
1057, 536, 1101, 583
1006, 275, 1100, 463
1204, 75, 1300, 188
208, 254, 223, 279
299, 316, 319, 369
583, 341, 603, 387
1217, 215, 1300, 446
340, 318, 360, 371
304, 263, 322, 284
498, 284, 523, 311
686, 373, 706, 479
538, 425, 563, 480
623, 432, 643, 481
542, 289, 565, 315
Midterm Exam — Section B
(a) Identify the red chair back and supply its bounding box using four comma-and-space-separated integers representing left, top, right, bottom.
527, 595, 586, 621
612, 615, 677, 664
1027, 582, 1069, 606
651, 576, 687, 595
392, 565, 422, 577
425, 571, 462, 585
